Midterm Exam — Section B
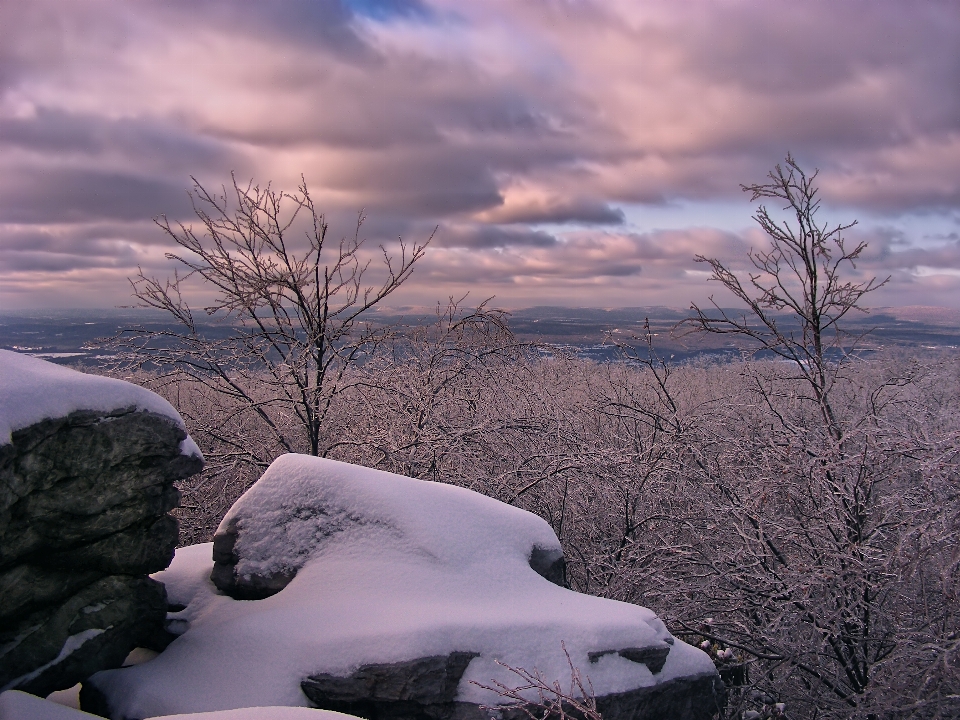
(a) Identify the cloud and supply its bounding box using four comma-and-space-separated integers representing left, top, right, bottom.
0, 108, 233, 170
473, 183, 625, 226
421, 227, 746, 285
1, 0, 958, 308
0, 169, 193, 223
435, 225, 557, 249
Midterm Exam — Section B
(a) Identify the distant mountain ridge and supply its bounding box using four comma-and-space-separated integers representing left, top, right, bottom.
874, 305, 960, 326
1, 305, 958, 365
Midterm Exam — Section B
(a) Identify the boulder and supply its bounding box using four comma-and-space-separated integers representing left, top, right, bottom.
86, 455, 723, 720
0, 351, 203, 697
300, 652, 479, 720
299, 652, 725, 720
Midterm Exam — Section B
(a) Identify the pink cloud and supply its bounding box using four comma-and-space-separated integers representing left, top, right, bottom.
1, 0, 958, 308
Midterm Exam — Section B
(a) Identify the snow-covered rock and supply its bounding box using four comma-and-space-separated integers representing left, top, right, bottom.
0, 349, 199, 450
0, 690, 359, 720
0, 351, 204, 697
86, 454, 723, 720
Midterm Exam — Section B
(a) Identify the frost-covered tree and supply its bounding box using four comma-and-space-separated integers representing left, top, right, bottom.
655, 157, 958, 718
111, 175, 429, 536
686, 153, 886, 441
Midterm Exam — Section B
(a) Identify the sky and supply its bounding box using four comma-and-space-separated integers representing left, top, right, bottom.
1, 0, 959, 311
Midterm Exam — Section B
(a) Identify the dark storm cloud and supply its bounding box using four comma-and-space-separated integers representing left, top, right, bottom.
436, 225, 557, 250
0, 109, 233, 173
0, 169, 192, 223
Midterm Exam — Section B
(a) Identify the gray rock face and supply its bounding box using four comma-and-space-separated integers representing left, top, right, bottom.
301, 652, 479, 720
595, 673, 726, 720
528, 545, 568, 588
0, 406, 203, 697
588, 645, 672, 675
210, 517, 300, 600
300, 651, 724, 720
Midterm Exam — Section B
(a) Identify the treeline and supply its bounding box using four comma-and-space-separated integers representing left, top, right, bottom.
112, 331, 960, 720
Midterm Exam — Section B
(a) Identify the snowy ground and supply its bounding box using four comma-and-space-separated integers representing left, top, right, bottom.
0, 690, 360, 720
88, 455, 716, 718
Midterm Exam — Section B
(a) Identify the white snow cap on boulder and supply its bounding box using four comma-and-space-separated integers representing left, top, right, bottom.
0, 690, 357, 720
0, 349, 201, 458
213, 452, 569, 595
89, 454, 717, 719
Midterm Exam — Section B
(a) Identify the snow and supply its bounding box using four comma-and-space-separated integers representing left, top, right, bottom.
150, 709, 360, 720
0, 690, 103, 719
154, 542, 215, 609
90, 455, 716, 718
46, 684, 83, 710
179, 436, 203, 462
0, 691, 358, 720
0, 350, 202, 460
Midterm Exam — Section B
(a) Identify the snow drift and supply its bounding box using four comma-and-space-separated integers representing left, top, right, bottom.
87, 454, 720, 719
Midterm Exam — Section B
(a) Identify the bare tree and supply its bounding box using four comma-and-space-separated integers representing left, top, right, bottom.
686, 153, 887, 440
324, 296, 530, 481
113, 306, 960, 714
112, 174, 430, 500
97, 163, 960, 716
659, 157, 960, 717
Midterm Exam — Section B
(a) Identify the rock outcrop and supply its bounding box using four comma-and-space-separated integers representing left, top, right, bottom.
299, 651, 725, 720
300, 652, 479, 720
86, 455, 723, 720
0, 351, 203, 697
